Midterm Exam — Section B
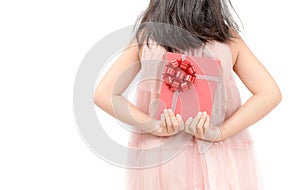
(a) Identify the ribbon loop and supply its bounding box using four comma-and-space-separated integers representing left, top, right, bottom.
162, 56, 197, 92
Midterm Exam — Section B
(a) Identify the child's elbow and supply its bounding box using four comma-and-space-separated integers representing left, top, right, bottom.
270, 86, 282, 107
275, 88, 282, 105
93, 92, 103, 108
93, 89, 109, 110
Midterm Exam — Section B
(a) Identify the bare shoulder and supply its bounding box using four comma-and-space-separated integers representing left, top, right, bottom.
226, 32, 245, 67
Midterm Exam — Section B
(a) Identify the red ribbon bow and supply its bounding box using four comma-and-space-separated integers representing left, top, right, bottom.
162, 58, 196, 92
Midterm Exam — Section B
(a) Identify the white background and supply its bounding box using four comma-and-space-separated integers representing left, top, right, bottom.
0, 0, 299, 189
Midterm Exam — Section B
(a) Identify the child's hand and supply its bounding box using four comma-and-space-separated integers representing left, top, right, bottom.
150, 109, 184, 137
184, 112, 223, 142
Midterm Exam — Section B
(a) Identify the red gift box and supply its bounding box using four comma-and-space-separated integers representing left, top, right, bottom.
155, 52, 221, 121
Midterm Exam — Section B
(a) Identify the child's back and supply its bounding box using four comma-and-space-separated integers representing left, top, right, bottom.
126, 39, 264, 189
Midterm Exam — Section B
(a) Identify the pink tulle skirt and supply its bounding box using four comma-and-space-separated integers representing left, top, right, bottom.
126, 128, 264, 190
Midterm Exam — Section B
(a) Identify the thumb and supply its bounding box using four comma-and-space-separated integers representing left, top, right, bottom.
176, 114, 184, 131
184, 117, 193, 133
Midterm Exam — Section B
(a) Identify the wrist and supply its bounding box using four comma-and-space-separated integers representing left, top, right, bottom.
215, 132, 223, 142
206, 124, 225, 142
144, 117, 161, 133
217, 126, 226, 141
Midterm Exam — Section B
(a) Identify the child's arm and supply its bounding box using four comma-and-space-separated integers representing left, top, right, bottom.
93, 40, 183, 135
220, 35, 282, 140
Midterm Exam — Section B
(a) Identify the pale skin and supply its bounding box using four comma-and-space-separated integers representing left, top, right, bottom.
94, 34, 282, 142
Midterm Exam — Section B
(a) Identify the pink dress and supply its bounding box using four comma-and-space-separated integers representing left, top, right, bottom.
125, 40, 264, 190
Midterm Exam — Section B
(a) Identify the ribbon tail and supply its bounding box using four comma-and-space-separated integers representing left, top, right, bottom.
171, 90, 179, 111
195, 74, 218, 81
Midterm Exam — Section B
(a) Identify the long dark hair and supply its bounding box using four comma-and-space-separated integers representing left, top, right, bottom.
133, 0, 241, 53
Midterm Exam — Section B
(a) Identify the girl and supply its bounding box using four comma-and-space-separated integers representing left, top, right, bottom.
94, 0, 281, 189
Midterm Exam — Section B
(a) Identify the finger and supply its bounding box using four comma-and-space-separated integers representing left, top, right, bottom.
203, 114, 210, 135
197, 112, 207, 127
161, 112, 165, 121
160, 112, 167, 134
176, 114, 184, 131
184, 117, 193, 134
185, 117, 193, 127
164, 109, 172, 133
160, 112, 165, 128
168, 109, 179, 133
190, 112, 202, 135
196, 112, 207, 137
